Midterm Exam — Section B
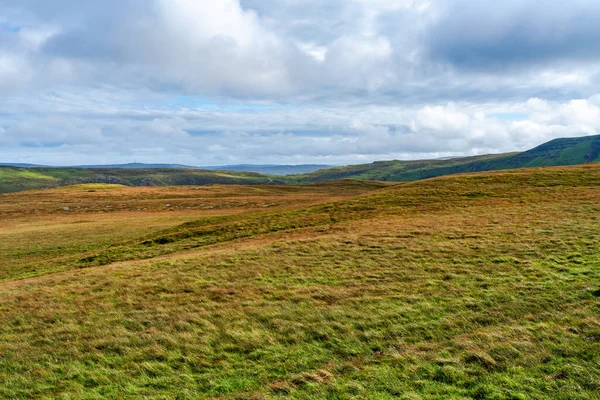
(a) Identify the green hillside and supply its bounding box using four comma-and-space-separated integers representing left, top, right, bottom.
287, 153, 514, 183
290, 134, 600, 183
0, 167, 273, 194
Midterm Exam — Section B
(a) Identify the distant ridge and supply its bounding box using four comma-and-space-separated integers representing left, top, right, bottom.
289, 134, 600, 183
73, 163, 201, 169
3, 134, 600, 193
0, 162, 200, 169
0, 163, 46, 168
0, 167, 274, 194
202, 164, 332, 175
0, 162, 331, 176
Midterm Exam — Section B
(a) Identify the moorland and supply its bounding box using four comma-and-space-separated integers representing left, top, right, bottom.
0, 164, 599, 398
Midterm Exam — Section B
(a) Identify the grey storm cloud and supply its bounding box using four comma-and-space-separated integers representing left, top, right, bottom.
1, 0, 600, 165
425, 0, 600, 69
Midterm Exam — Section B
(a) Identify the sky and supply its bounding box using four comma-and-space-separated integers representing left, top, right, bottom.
1, 0, 600, 166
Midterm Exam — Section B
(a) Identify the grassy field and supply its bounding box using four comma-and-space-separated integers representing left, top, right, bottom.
0, 167, 599, 398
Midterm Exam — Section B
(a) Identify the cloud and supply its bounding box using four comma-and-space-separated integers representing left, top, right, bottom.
1, 1, 600, 165
138, 0, 304, 96
425, 0, 600, 70
2, 87, 599, 166
412, 105, 470, 135
4, 0, 598, 101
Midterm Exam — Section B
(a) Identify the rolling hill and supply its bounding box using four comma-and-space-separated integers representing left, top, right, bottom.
3, 134, 600, 194
289, 134, 600, 183
202, 164, 332, 175
0, 162, 332, 175
0, 167, 274, 194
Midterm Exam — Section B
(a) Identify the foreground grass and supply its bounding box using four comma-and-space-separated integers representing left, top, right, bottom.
0, 167, 599, 398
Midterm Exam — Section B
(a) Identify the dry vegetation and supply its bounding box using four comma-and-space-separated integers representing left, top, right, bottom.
0, 167, 599, 399
0, 181, 384, 281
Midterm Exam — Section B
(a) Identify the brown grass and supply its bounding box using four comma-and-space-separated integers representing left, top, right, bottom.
0, 167, 599, 399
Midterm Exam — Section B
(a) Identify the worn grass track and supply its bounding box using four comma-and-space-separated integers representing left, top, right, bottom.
0, 166, 599, 399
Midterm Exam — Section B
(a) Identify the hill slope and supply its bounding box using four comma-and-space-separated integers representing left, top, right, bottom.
72, 163, 201, 169
203, 164, 332, 175
0, 167, 274, 194
0, 162, 332, 175
291, 134, 600, 183
0, 166, 599, 398
3, 134, 600, 193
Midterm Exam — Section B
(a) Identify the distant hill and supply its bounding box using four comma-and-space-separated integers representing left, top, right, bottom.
0, 163, 47, 168
289, 134, 600, 183
202, 164, 332, 175
72, 163, 202, 169
0, 162, 331, 176
0, 162, 201, 169
3, 134, 600, 193
0, 167, 275, 194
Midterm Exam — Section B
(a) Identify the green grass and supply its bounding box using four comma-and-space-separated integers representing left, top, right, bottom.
0, 167, 59, 192
0, 167, 274, 194
0, 166, 599, 398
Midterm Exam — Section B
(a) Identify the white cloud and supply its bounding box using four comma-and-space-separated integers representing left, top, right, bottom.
526, 98, 600, 131
19, 26, 59, 50
297, 42, 327, 62
352, 0, 415, 11
123, 0, 321, 97
0, 54, 29, 89
1, 1, 600, 165
412, 105, 470, 134
159, 0, 269, 48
